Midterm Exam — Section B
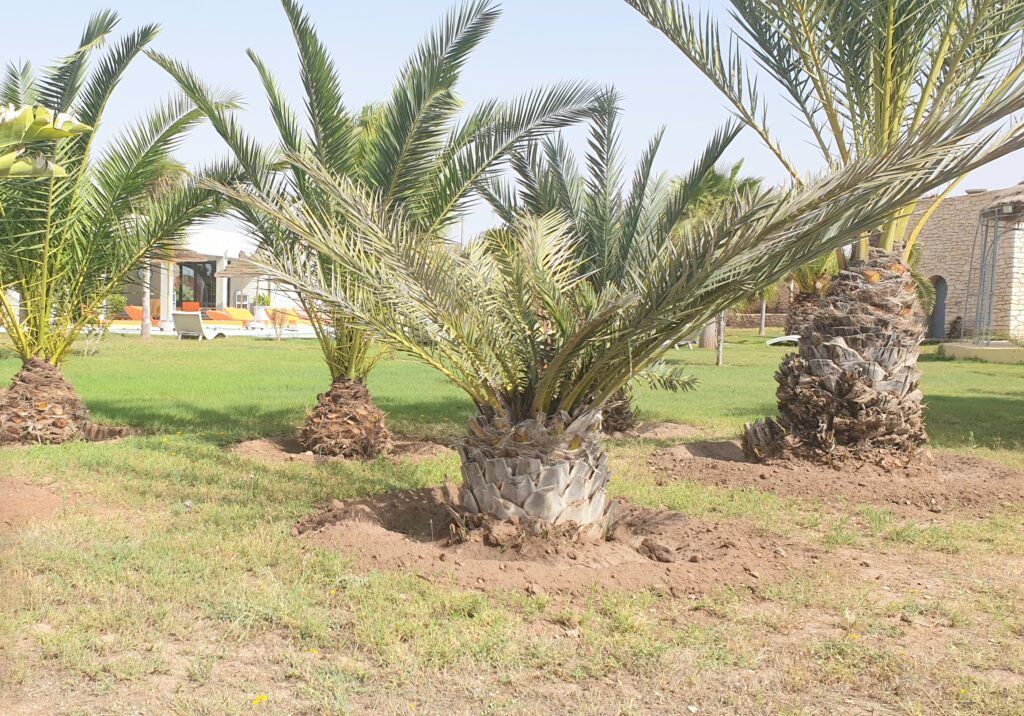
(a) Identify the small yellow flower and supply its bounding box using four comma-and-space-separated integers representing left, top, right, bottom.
848, 633, 860, 640
251, 694, 268, 706
959, 689, 969, 695
308, 647, 319, 654
329, 589, 337, 596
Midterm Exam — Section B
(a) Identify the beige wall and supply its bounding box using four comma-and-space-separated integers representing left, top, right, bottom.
906, 189, 1024, 339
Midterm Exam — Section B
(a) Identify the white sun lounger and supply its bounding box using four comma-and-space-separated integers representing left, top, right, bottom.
766, 335, 800, 346
173, 312, 227, 341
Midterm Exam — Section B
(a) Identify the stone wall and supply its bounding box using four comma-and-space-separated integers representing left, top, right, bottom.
728, 312, 787, 329
906, 187, 1024, 339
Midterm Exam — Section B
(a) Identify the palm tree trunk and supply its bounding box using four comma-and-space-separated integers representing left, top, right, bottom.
601, 386, 638, 433
758, 298, 767, 336
785, 291, 820, 336
455, 412, 612, 539
0, 358, 91, 445
298, 377, 391, 458
715, 311, 726, 366
743, 248, 928, 464
698, 322, 718, 349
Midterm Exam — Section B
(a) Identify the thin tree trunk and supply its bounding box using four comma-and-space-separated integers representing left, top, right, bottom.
758, 297, 767, 336
141, 262, 152, 340
715, 311, 726, 366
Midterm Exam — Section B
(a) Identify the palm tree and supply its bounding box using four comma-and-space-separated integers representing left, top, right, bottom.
219, 96, 1024, 529
627, 0, 1024, 464
783, 254, 840, 336
151, 0, 598, 457
0, 12, 221, 445
0, 105, 89, 178
481, 90, 757, 430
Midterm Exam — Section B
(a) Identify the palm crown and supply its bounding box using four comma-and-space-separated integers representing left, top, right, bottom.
151, 0, 599, 383
626, 0, 1024, 260
223, 97, 1024, 425
0, 11, 221, 365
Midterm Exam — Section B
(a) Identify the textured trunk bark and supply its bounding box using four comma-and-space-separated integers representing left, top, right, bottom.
601, 387, 638, 433
298, 377, 391, 458
743, 248, 928, 465
0, 358, 90, 445
785, 291, 820, 336
455, 412, 612, 539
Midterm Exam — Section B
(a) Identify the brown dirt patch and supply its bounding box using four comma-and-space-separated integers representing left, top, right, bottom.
605, 421, 704, 441
0, 479, 62, 530
231, 435, 453, 464
651, 444, 1024, 515
293, 486, 814, 595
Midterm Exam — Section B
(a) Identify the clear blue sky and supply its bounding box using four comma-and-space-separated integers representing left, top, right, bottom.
6, 0, 1022, 236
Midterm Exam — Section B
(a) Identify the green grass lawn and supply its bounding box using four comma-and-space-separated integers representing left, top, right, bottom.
4, 329, 1020, 455
2, 329, 1023, 714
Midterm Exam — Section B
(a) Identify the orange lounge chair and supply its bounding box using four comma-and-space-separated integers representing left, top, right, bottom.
122, 305, 158, 326
204, 309, 247, 328
223, 307, 255, 324
181, 301, 201, 312
266, 308, 298, 327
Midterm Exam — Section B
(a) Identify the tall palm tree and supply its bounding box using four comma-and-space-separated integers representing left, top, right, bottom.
0, 105, 89, 178
481, 90, 759, 430
0, 12, 222, 445
219, 97, 1024, 529
151, 0, 598, 458
627, 0, 1024, 464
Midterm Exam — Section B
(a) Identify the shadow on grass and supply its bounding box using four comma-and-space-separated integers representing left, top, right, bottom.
84, 399, 302, 443
84, 396, 474, 444
925, 394, 1024, 450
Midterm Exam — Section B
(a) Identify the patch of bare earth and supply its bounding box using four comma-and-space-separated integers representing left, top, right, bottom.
293, 486, 815, 595
0, 479, 63, 530
607, 420, 704, 441
651, 442, 1024, 515
231, 434, 453, 463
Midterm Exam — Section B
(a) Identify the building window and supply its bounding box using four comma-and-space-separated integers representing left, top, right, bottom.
176, 261, 217, 308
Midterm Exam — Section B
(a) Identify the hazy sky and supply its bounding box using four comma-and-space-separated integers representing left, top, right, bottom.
7, 0, 1023, 236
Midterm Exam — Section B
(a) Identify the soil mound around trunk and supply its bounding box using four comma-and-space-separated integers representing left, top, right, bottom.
0, 479, 62, 530
293, 487, 812, 595
232, 435, 453, 464
610, 421, 704, 441
651, 445, 1024, 515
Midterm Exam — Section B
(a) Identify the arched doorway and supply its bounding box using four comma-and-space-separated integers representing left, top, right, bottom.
928, 276, 948, 338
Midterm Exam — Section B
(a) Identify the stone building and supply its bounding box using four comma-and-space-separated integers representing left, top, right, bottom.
907, 185, 1024, 340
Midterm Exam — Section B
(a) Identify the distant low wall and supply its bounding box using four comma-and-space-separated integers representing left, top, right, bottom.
940, 342, 1024, 364
728, 312, 787, 329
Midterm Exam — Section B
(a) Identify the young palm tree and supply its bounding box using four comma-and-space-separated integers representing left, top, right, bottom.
0, 13, 221, 445
219, 98, 1024, 529
151, 0, 597, 457
627, 0, 1024, 463
481, 90, 758, 430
